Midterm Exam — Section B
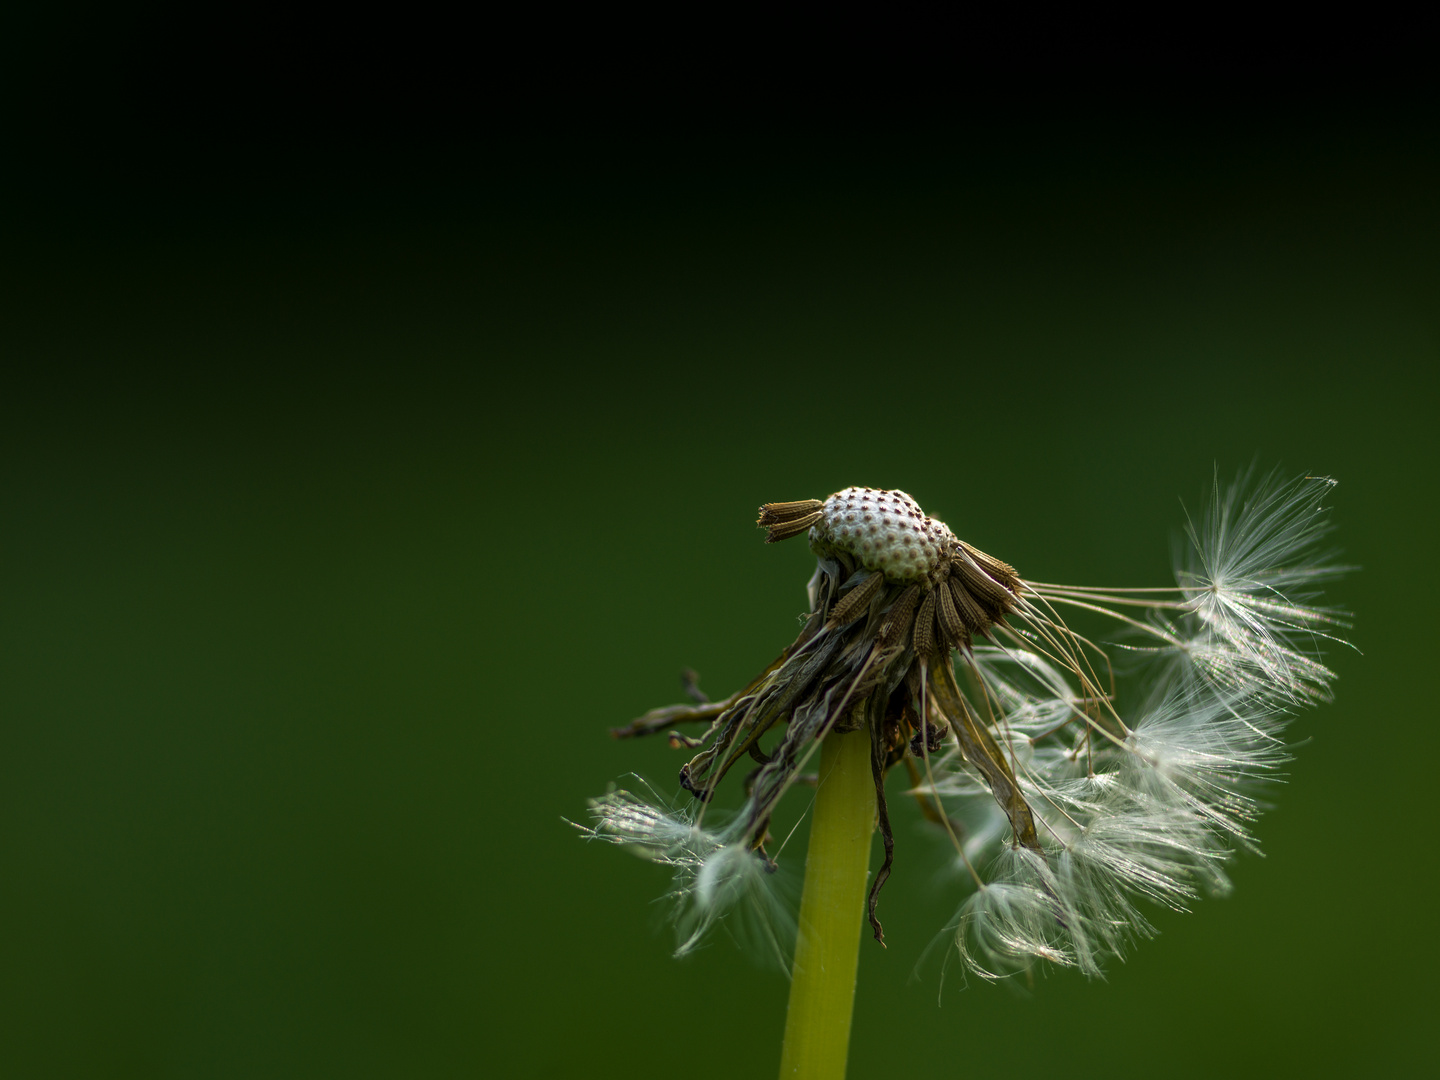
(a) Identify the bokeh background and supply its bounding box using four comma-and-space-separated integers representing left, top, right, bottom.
3, 22, 1437, 1078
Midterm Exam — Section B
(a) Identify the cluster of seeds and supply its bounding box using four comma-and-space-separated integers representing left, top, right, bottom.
808, 487, 954, 584
757, 489, 1022, 658
595, 471, 1348, 982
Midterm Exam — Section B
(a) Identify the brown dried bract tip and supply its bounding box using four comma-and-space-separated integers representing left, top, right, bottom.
757, 500, 824, 543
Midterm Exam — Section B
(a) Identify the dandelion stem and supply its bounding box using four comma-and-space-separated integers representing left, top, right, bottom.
779, 722, 876, 1080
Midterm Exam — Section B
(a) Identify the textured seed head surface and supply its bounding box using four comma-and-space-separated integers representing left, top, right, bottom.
809, 487, 954, 583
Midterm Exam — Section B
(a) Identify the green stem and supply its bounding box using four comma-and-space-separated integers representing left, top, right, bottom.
778, 723, 876, 1080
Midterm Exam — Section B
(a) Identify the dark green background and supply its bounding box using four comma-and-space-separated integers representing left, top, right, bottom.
2, 40, 1436, 1077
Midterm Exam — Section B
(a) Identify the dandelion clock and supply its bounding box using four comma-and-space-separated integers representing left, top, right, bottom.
577, 469, 1351, 1079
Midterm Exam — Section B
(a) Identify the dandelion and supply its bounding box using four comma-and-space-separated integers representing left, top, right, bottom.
577, 470, 1349, 1078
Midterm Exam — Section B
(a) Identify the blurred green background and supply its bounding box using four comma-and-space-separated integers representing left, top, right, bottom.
2, 28, 1437, 1077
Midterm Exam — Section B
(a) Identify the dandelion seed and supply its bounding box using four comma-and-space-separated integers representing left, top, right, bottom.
575, 781, 798, 967
582, 472, 1350, 991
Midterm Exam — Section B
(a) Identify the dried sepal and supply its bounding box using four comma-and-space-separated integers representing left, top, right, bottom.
929, 654, 1042, 853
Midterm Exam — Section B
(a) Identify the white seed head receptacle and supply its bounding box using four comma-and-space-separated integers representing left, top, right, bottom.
809, 487, 955, 584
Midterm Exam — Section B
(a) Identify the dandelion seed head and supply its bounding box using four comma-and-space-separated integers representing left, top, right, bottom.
590, 469, 1350, 983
